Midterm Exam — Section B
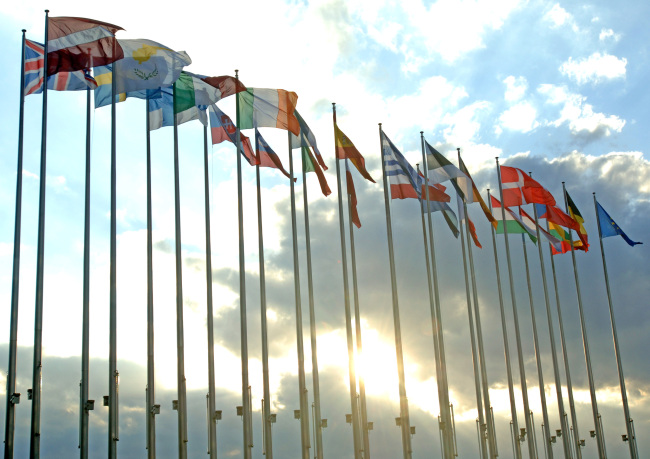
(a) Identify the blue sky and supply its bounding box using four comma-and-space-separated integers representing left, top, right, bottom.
0, 0, 648, 458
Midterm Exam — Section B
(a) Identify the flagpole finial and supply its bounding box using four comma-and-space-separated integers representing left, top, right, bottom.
378, 123, 382, 127
562, 181, 565, 185
22, 28, 26, 33
332, 102, 336, 108
235, 69, 239, 77
45, 9, 49, 13
420, 131, 423, 134
457, 147, 460, 153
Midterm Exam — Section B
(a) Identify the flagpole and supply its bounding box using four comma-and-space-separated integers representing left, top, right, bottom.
519, 230, 552, 458
592, 192, 638, 459
544, 199, 581, 459
289, 134, 311, 459
255, 131, 274, 459
379, 124, 412, 459
234, 70, 252, 459
495, 158, 536, 459
303, 154, 324, 459
487, 189, 522, 459
145, 100, 157, 458
346, 160, 370, 459
30, 12, 50, 457
530, 198, 572, 457
203, 124, 218, 458
562, 187, 606, 458
5, 29, 27, 459
420, 136, 453, 459
332, 103, 363, 459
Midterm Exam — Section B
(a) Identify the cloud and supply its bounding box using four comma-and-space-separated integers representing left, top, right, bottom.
599, 28, 621, 42
499, 101, 539, 133
544, 3, 579, 32
503, 75, 528, 102
560, 52, 627, 84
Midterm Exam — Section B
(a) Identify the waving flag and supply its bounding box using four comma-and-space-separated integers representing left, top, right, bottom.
491, 195, 537, 242
47, 16, 123, 75
546, 221, 576, 255
535, 203, 579, 231
237, 88, 299, 135
381, 131, 423, 200
302, 140, 331, 196
500, 166, 556, 207
596, 201, 642, 247
457, 195, 481, 248
457, 155, 498, 229
255, 129, 291, 179
208, 105, 257, 165
425, 142, 472, 202
565, 191, 589, 250
419, 173, 451, 202
334, 122, 374, 182
345, 160, 361, 228
291, 111, 328, 170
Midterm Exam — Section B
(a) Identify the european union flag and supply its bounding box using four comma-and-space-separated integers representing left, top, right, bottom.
596, 201, 642, 247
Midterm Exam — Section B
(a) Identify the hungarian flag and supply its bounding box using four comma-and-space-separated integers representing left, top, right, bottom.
209, 105, 258, 165
565, 191, 589, 250
255, 129, 291, 179
425, 142, 472, 202
500, 166, 556, 207
301, 138, 331, 196
490, 195, 537, 242
238, 88, 300, 135
47, 16, 123, 75
458, 155, 498, 229
334, 122, 374, 182
345, 160, 361, 228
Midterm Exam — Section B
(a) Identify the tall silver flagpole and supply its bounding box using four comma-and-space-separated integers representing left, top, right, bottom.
332, 103, 362, 459
562, 187, 606, 458
519, 231, 552, 457
379, 124, 412, 459
592, 192, 639, 459
172, 82, 189, 459
530, 199, 572, 457
234, 71, 252, 459
420, 135, 453, 459
203, 124, 218, 457
346, 161, 370, 459
289, 134, 311, 459
5, 29, 27, 459
487, 189, 522, 459
255, 131, 274, 459
30, 12, 50, 457
495, 158, 536, 459
145, 100, 157, 458
303, 155, 324, 459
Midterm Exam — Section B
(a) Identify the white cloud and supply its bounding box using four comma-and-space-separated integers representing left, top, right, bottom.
499, 102, 539, 133
599, 28, 621, 42
544, 3, 578, 32
560, 52, 627, 84
503, 76, 528, 102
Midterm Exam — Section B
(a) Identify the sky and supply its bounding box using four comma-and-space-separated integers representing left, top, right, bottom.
0, 0, 649, 458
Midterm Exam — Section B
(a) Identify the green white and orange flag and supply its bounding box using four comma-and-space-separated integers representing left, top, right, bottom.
334, 122, 375, 183
237, 88, 300, 135
565, 190, 589, 250
458, 155, 498, 229
302, 140, 332, 197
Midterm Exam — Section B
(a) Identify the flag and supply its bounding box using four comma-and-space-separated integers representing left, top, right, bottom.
255, 129, 291, 179
457, 155, 498, 229
535, 203, 579, 231
425, 142, 472, 202
457, 195, 481, 248
491, 195, 537, 242
565, 191, 589, 250
302, 143, 331, 196
25, 39, 97, 95
47, 16, 123, 75
291, 111, 328, 170
419, 172, 451, 202
209, 105, 258, 165
237, 88, 300, 135
93, 64, 160, 108
424, 201, 460, 238
334, 122, 375, 182
546, 221, 575, 255
596, 201, 642, 247
381, 131, 423, 200
346, 160, 361, 228
500, 165, 556, 207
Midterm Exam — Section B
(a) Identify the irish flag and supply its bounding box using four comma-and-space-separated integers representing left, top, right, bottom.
237, 88, 300, 136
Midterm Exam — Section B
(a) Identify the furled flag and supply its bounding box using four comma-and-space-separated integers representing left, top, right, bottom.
346, 159, 361, 228
565, 191, 589, 250
24, 39, 97, 95
535, 203, 579, 231
255, 129, 291, 179
334, 122, 374, 182
47, 16, 124, 75
291, 111, 328, 170
425, 142, 473, 202
457, 195, 481, 248
500, 165, 556, 207
381, 131, 423, 200
237, 88, 300, 135
302, 141, 331, 196
596, 201, 642, 247
209, 104, 258, 165
457, 155, 498, 229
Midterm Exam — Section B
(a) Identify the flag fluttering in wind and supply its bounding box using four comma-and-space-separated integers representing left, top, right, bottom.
596, 201, 642, 247
291, 111, 328, 170
419, 173, 451, 202
255, 129, 291, 179
345, 159, 361, 228
491, 195, 537, 242
238, 88, 300, 135
535, 203, 579, 231
565, 191, 589, 250
334, 122, 374, 182
458, 155, 498, 229
381, 131, 423, 200
425, 142, 472, 202
24, 39, 97, 95
47, 16, 124, 75
302, 142, 331, 196
209, 105, 258, 165
457, 195, 481, 248
424, 200, 460, 238
500, 165, 556, 207
93, 64, 160, 108
545, 220, 577, 255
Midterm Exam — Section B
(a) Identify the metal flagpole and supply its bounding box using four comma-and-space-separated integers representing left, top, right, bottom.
592, 192, 639, 459
5, 29, 27, 459
172, 82, 189, 459
303, 154, 324, 459
543, 200, 581, 459
203, 124, 218, 457
519, 230, 552, 458
495, 158, 536, 459
145, 100, 157, 458
487, 189, 522, 459
30, 12, 50, 457
346, 160, 370, 459
413, 165, 447, 459
255, 130, 273, 459
420, 135, 453, 459
562, 186, 606, 458
379, 124, 412, 459
530, 200, 572, 457
289, 134, 311, 459
234, 71, 252, 459
332, 103, 362, 459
